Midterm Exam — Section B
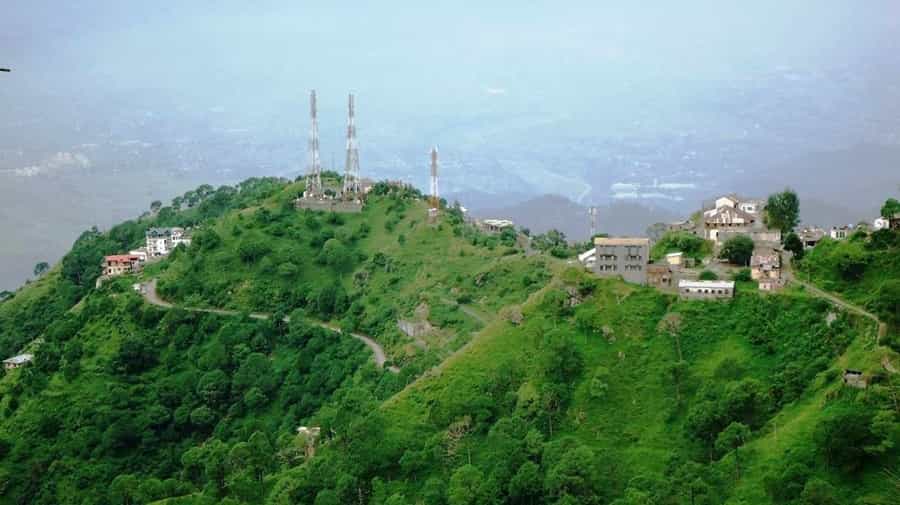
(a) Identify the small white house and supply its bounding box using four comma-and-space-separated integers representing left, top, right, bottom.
578, 248, 596, 269
829, 226, 852, 240
129, 248, 149, 263
873, 217, 890, 231
146, 227, 191, 256
715, 195, 739, 210
479, 219, 515, 233
3, 353, 33, 370
737, 199, 765, 215
665, 251, 684, 267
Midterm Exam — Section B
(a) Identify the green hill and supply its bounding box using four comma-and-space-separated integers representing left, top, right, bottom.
0, 177, 898, 505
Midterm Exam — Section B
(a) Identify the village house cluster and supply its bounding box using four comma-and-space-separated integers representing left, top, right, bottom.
101, 227, 191, 279
796, 211, 899, 249
579, 193, 898, 300
579, 193, 784, 300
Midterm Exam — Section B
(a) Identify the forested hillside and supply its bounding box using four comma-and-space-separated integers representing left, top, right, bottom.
0, 177, 898, 505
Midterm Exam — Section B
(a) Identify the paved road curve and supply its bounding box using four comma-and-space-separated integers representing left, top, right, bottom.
141, 280, 399, 373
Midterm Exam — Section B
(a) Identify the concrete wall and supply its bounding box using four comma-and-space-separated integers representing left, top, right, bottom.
296, 198, 364, 213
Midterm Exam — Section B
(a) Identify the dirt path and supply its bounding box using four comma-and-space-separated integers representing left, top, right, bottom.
782, 260, 881, 323
782, 257, 894, 372
141, 280, 398, 373
440, 296, 491, 325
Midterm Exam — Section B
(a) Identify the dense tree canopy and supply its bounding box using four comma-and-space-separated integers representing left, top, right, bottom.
718, 235, 755, 266
766, 189, 800, 235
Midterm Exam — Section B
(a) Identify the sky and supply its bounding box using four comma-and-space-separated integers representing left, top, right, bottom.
1, 0, 899, 289
5, 2, 898, 114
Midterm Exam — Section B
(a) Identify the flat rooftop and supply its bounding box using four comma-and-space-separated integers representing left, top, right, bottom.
594, 237, 650, 246
678, 280, 735, 290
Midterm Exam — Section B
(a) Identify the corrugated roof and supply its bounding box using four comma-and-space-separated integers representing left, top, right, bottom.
594, 237, 650, 246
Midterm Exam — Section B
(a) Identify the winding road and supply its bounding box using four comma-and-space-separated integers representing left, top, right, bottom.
141, 280, 399, 373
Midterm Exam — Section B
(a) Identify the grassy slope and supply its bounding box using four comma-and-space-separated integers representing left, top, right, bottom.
2, 179, 898, 504
316, 267, 895, 504
798, 235, 899, 315
153, 183, 549, 364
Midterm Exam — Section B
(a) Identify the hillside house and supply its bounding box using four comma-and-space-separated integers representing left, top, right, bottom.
891, 213, 900, 230
102, 255, 142, 277
678, 280, 735, 300
750, 251, 781, 280
578, 248, 596, 269
666, 220, 698, 235
798, 227, 825, 248
647, 264, 673, 288
592, 237, 650, 285
706, 194, 764, 216
703, 206, 757, 243
146, 227, 191, 257
873, 217, 890, 231
665, 251, 684, 267
129, 248, 148, 263
829, 225, 851, 240
737, 198, 765, 215
3, 353, 33, 370
712, 194, 740, 210
478, 219, 515, 234
842, 370, 866, 389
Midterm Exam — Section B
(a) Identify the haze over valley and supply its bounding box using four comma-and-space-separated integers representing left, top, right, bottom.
2, 1, 899, 289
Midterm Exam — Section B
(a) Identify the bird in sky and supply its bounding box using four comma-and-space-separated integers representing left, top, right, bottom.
0, 68, 11, 72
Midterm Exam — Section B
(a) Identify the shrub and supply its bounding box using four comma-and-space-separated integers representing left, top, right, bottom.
732, 268, 752, 282
699, 270, 719, 281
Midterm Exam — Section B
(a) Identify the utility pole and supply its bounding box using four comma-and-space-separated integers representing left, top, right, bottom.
342, 93, 361, 198
305, 90, 322, 197
589, 206, 598, 237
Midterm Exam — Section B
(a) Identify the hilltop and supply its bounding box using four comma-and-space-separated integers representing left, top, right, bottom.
0, 177, 897, 505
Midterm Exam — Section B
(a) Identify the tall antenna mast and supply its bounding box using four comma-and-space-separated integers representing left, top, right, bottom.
429, 147, 439, 209
342, 93, 361, 198
305, 90, 322, 197
589, 206, 598, 237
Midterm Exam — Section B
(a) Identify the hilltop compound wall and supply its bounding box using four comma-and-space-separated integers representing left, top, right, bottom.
295, 198, 363, 213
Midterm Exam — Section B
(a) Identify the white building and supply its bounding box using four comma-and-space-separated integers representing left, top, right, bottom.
478, 219, 515, 233
129, 248, 149, 263
666, 251, 684, 267
873, 217, 890, 231
737, 199, 765, 215
3, 353, 33, 370
829, 226, 852, 240
146, 227, 191, 257
678, 280, 735, 300
578, 248, 596, 269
